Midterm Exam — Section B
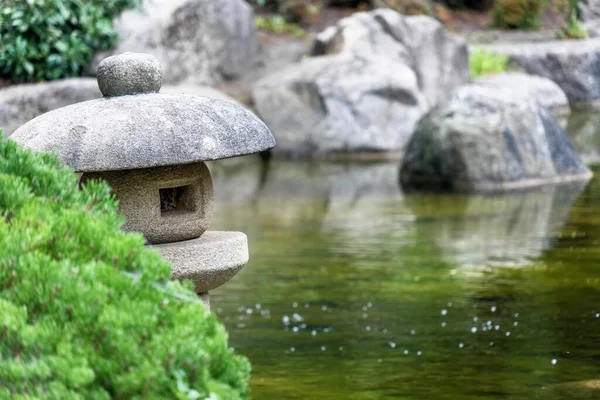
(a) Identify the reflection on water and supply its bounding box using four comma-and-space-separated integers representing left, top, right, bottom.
205, 122, 600, 399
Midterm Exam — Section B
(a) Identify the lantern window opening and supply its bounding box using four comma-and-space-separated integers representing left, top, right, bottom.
159, 184, 196, 216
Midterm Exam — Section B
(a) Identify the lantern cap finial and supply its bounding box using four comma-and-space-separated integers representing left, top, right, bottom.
97, 52, 162, 97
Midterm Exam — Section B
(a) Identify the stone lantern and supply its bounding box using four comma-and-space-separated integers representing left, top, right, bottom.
10, 53, 275, 310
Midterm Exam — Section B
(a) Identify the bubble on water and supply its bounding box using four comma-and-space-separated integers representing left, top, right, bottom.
487, 320, 492, 326
292, 302, 298, 308
459, 343, 464, 349
410, 329, 416, 335
368, 302, 373, 308
304, 303, 310, 308
292, 326, 299, 333
237, 323, 246, 328
255, 304, 261, 310
404, 350, 409, 355
551, 359, 557, 365
494, 325, 500, 331
513, 321, 518, 327
321, 305, 328, 311
321, 346, 326, 351
417, 351, 422, 356
363, 313, 368, 319
290, 347, 295, 352
471, 327, 477, 333
282, 315, 290, 326
383, 328, 388, 333
506, 332, 511, 337
489, 342, 494, 347
311, 330, 317, 336
491, 306, 497, 313
366, 326, 372, 331
596, 313, 599, 318
473, 317, 478, 322
292, 313, 303, 322
339, 346, 344, 351
447, 301, 453, 307
363, 306, 368, 311
441, 309, 448, 316
389, 341, 396, 349
441, 322, 447, 328
378, 359, 383, 363
514, 313, 519, 318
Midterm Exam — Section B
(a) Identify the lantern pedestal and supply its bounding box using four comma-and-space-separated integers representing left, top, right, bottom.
153, 231, 249, 311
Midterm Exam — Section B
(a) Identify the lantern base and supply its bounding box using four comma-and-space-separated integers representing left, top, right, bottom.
152, 231, 249, 294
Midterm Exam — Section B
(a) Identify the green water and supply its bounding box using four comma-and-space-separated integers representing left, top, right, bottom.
208, 114, 600, 399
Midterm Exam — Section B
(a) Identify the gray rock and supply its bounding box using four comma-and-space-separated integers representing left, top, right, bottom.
0, 77, 242, 138
251, 10, 469, 157
479, 39, 600, 107
82, 162, 214, 244
10, 93, 275, 172
474, 72, 571, 116
97, 52, 162, 97
400, 85, 592, 192
579, 0, 600, 22
0, 78, 101, 137
94, 0, 257, 86
155, 231, 249, 293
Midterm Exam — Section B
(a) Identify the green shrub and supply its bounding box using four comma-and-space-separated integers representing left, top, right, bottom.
556, 0, 588, 39
469, 48, 509, 78
254, 15, 306, 37
0, 0, 140, 83
491, 0, 544, 29
0, 135, 250, 399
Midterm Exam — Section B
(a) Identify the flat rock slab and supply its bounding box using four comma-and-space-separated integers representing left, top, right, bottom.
154, 231, 249, 293
477, 38, 600, 107
474, 72, 570, 116
10, 93, 275, 172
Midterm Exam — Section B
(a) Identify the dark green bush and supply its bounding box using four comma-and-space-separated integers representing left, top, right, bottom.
0, 135, 250, 399
491, 0, 544, 29
0, 0, 140, 83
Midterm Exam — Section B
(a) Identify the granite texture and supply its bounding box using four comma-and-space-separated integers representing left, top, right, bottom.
474, 72, 571, 116
82, 162, 213, 244
10, 93, 276, 171
478, 39, 600, 106
0, 77, 243, 137
252, 9, 468, 156
92, 0, 257, 86
0, 78, 101, 137
97, 53, 162, 97
154, 231, 249, 293
400, 84, 592, 192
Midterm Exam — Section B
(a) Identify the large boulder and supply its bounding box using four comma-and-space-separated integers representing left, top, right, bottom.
0, 79, 101, 137
251, 9, 469, 157
579, 0, 600, 22
94, 0, 256, 86
474, 72, 570, 116
400, 85, 592, 192
479, 39, 600, 107
1, 78, 243, 138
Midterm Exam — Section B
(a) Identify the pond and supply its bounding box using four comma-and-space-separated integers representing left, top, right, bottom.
209, 111, 600, 399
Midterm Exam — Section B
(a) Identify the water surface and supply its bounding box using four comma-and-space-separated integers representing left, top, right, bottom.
208, 115, 600, 399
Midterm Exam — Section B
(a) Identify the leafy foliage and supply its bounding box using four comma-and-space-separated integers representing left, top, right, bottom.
0, 135, 250, 399
254, 15, 306, 37
491, 0, 544, 29
0, 0, 140, 83
556, 0, 588, 39
469, 48, 509, 78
